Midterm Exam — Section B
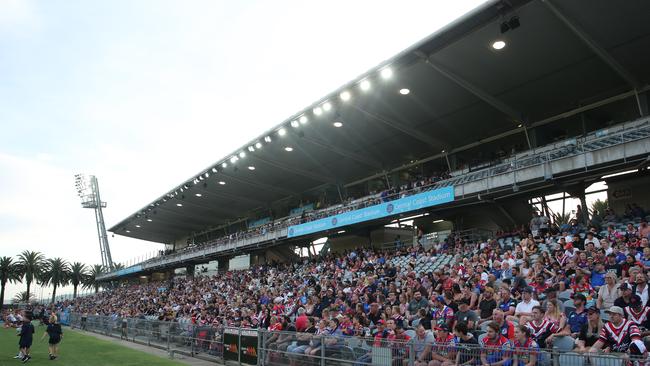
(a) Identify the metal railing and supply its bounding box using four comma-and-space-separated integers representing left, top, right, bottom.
68, 313, 223, 362
67, 314, 650, 366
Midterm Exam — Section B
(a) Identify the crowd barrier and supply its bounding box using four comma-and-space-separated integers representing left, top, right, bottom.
67, 314, 650, 366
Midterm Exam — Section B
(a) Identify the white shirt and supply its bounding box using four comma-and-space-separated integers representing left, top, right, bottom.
515, 299, 540, 315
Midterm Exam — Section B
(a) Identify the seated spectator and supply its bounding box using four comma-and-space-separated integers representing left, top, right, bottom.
513, 288, 539, 325
452, 322, 478, 365
526, 306, 557, 348
428, 323, 456, 366
511, 325, 539, 366
589, 306, 644, 355
454, 299, 478, 330
597, 272, 619, 310
479, 322, 511, 366
413, 325, 434, 366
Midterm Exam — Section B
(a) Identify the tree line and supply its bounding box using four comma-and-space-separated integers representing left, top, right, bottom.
0, 250, 124, 306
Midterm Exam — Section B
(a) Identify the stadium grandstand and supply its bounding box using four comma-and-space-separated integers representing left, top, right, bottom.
36, 0, 650, 365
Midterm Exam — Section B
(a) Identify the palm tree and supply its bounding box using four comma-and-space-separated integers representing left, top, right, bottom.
69, 262, 88, 298
0, 256, 22, 307
112, 263, 124, 271
13, 291, 35, 304
41, 258, 70, 303
16, 250, 46, 304
84, 264, 104, 294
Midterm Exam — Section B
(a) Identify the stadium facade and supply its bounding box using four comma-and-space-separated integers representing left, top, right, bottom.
100, 0, 650, 281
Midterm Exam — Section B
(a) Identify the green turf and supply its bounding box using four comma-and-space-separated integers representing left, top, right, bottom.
0, 323, 185, 366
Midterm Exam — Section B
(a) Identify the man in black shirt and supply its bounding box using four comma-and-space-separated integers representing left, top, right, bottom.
614, 283, 634, 308
605, 254, 623, 277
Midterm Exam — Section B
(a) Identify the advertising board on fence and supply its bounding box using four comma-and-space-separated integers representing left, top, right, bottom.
223, 328, 258, 365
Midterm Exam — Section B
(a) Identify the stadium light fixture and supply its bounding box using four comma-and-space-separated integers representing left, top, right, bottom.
322, 102, 332, 112
218, 181, 226, 185
284, 146, 294, 152
399, 88, 410, 95
180, 188, 184, 193
333, 121, 343, 128
380, 67, 393, 79
230, 156, 238, 164
255, 142, 263, 149
313, 107, 323, 116
299, 116, 308, 124
433, 219, 444, 223
492, 40, 506, 50
199, 175, 204, 181
204, 172, 209, 178
340, 91, 351, 101
264, 136, 272, 143
248, 166, 255, 170
291, 120, 300, 128
247, 146, 255, 152
517, 123, 523, 128
222, 162, 228, 168
135, 225, 141, 228
211, 167, 218, 173
239, 151, 246, 158
146, 218, 153, 222
360, 80, 371, 91
126, 230, 131, 233
278, 128, 287, 136
195, 193, 202, 197
176, 203, 183, 207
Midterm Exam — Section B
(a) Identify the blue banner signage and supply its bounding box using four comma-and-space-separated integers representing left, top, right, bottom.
287, 186, 454, 238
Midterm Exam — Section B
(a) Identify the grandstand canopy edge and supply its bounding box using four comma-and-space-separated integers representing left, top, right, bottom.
109, 0, 650, 244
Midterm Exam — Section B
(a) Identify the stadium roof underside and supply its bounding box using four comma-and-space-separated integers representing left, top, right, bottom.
110, 0, 650, 243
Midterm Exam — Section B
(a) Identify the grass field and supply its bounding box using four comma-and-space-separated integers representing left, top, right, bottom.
0, 323, 184, 366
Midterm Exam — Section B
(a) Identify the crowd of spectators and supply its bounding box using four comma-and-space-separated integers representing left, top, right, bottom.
43, 202, 650, 363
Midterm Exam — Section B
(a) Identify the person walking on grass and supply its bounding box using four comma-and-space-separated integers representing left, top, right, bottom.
18, 316, 34, 363
41, 314, 63, 360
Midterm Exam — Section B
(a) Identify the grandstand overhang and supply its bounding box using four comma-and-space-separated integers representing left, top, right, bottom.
109, 0, 650, 244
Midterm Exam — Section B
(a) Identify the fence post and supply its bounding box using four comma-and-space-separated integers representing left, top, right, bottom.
257, 329, 263, 366
408, 338, 415, 366
238, 328, 242, 366
320, 335, 325, 366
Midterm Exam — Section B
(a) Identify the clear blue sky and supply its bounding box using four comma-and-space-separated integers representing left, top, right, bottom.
0, 0, 485, 300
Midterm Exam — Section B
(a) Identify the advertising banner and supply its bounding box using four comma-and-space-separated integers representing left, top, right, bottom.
287, 186, 454, 238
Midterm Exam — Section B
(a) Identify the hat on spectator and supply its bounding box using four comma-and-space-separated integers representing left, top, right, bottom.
435, 295, 445, 303
587, 306, 599, 314
619, 283, 631, 290
376, 319, 386, 325
434, 323, 451, 332
605, 306, 625, 316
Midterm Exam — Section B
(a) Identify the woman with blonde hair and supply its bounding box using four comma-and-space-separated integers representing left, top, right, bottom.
544, 299, 566, 331
41, 314, 63, 360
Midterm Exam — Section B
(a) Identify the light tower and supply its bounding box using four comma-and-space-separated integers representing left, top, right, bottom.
74, 174, 114, 270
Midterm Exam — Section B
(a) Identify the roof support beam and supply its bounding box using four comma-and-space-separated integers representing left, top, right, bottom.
294, 132, 383, 170
418, 52, 524, 123
217, 173, 296, 197
250, 155, 336, 184
542, 0, 641, 90
349, 104, 443, 148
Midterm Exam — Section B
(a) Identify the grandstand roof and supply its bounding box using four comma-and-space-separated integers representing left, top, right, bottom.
110, 0, 650, 243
